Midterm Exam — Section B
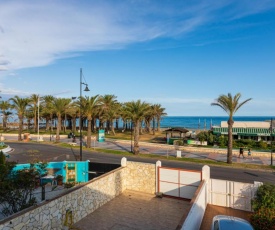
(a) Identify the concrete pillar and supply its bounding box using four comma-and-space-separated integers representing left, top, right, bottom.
202, 165, 210, 181
121, 157, 127, 167
202, 165, 210, 204
156, 161, 161, 194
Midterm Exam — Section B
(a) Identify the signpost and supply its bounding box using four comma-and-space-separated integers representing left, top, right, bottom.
98, 130, 105, 142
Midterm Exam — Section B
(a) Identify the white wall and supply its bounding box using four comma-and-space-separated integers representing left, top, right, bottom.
181, 165, 210, 230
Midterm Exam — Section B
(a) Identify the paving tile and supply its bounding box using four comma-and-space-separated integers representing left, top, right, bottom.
208, 152, 218, 160
73, 190, 190, 230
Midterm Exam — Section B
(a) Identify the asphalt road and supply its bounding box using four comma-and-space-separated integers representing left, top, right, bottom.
7, 142, 275, 184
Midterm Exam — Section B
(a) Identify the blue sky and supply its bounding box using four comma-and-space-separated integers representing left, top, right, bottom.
0, 0, 275, 116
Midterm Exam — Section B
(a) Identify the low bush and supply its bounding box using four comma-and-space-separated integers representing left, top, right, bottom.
250, 207, 275, 230
250, 183, 275, 229
252, 183, 275, 211
64, 182, 75, 188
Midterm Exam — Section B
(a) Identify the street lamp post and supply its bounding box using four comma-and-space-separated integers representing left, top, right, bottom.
79, 68, 90, 161
37, 97, 40, 142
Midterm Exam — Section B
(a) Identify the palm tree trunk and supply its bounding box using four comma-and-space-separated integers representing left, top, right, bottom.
157, 117, 161, 131
144, 118, 150, 133
50, 114, 53, 132
227, 119, 234, 164
133, 121, 140, 154
72, 117, 76, 133
139, 122, 143, 135
87, 118, 91, 148
111, 123, 116, 135
18, 116, 23, 141
56, 115, 61, 142
34, 108, 37, 132
153, 118, 156, 135
45, 118, 50, 131
3, 116, 7, 131
27, 119, 31, 130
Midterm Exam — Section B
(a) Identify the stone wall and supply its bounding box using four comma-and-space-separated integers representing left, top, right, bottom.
0, 160, 157, 229
0, 167, 126, 230
0, 160, 158, 229
124, 161, 156, 194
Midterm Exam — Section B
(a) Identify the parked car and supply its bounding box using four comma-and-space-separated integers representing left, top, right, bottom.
211, 215, 254, 230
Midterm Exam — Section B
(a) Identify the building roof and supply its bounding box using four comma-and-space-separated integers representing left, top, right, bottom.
165, 127, 189, 133
220, 121, 271, 128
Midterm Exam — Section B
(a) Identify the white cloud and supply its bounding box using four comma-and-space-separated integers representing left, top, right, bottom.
0, 0, 274, 72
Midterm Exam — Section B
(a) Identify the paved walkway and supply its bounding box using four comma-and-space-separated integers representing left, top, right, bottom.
73, 190, 190, 230
200, 204, 252, 230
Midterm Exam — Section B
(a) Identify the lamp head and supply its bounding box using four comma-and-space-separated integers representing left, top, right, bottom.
84, 85, 90, 92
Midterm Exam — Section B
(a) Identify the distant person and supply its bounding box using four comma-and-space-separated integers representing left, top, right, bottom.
238, 147, 245, 158
247, 148, 253, 160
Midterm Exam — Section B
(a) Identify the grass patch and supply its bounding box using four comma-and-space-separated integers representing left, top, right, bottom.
62, 145, 275, 171
93, 148, 133, 155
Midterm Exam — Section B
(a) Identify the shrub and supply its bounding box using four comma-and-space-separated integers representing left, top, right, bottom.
233, 139, 257, 149
250, 183, 275, 229
64, 182, 75, 188
218, 135, 227, 147
250, 208, 275, 230
174, 140, 184, 146
258, 140, 268, 149
252, 184, 275, 211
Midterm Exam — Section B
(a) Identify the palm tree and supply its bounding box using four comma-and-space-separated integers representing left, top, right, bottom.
51, 98, 70, 142
29, 94, 40, 132
211, 93, 252, 164
0, 100, 12, 131
98, 94, 118, 132
124, 100, 150, 154
155, 104, 167, 132
66, 102, 78, 133
9, 96, 30, 141
62, 98, 73, 133
81, 95, 100, 148
41, 95, 55, 132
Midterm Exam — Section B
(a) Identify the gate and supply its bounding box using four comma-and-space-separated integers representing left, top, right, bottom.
209, 179, 260, 211
158, 166, 202, 199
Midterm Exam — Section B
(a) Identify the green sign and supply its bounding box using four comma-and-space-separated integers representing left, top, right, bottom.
98, 129, 105, 142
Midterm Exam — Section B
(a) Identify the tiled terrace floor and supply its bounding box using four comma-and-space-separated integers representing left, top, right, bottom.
73, 190, 190, 230
200, 204, 253, 230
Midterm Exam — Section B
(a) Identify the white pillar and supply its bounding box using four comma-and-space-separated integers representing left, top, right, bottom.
121, 157, 127, 167
202, 165, 210, 181
202, 165, 210, 204
156, 160, 162, 194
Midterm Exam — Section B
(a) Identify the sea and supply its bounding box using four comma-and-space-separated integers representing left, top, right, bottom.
159, 116, 273, 130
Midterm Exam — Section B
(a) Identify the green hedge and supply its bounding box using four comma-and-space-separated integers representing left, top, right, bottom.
251, 184, 275, 230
